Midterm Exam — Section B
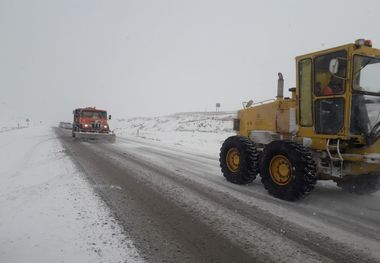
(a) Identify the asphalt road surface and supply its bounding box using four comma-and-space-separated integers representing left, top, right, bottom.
56, 128, 380, 263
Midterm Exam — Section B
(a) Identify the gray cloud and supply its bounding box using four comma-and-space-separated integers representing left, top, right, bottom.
1, 0, 379, 123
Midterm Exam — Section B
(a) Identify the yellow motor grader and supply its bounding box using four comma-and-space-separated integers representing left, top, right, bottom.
220, 39, 380, 201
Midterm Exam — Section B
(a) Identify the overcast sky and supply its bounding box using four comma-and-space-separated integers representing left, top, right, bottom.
1, 0, 380, 123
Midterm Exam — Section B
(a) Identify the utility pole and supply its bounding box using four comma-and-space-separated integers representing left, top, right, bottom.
216, 103, 221, 112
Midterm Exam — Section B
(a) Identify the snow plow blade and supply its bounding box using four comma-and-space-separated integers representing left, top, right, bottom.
73, 132, 116, 142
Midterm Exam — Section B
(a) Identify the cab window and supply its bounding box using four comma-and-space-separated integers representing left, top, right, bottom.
299, 59, 313, 126
315, 98, 345, 134
314, 50, 347, 96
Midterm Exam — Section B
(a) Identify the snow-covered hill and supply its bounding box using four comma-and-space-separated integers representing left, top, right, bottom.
0, 102, 29, 132
114, 111, 237, 155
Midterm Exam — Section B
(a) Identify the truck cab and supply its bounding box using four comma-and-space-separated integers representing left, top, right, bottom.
72, 107, 115, 142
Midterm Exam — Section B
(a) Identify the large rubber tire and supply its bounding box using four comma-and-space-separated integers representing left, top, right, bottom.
336, 174, 380, 194
219, 135, 259, 184
260, 141, 317, 201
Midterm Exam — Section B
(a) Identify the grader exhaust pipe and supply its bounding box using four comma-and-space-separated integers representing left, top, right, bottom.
277, 72, 284, 99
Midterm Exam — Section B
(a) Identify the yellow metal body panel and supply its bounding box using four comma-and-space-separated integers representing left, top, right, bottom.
351, 138, 380, 155
237, 99, 296, 137
344, 138, 380, 175
348, 162, 379, 176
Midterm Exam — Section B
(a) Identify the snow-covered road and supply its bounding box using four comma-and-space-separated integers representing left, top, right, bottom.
2, 125, 379, 262
56, 127, 380, 263
0, 126, 143, 263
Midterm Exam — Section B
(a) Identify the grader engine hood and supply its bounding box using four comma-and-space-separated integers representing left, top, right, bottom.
236, 99, 297, 144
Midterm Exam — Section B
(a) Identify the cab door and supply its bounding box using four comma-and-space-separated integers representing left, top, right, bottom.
298, 50, 349, 140
313, 50, 347, 135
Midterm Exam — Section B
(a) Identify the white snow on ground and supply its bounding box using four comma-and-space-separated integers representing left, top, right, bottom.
0, 125, 144, 263
111, 111, 380, 260
113, 112, 236, 155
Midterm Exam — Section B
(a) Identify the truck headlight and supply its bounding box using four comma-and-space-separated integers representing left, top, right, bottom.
84, 124, 89, 128
104, 125, 108, 129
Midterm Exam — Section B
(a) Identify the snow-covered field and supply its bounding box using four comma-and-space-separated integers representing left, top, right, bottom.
0, 125, 143, 263
113, 112, 236, 155
0, 102, 29, 133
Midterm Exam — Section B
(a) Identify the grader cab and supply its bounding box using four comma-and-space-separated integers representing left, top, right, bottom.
220, 39, 380, 201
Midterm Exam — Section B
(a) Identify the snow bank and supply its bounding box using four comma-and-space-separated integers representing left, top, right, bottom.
114, 112, 236, 155
0, 126, 143, 263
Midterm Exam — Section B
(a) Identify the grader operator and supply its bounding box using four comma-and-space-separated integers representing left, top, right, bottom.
220, 39, 380, 201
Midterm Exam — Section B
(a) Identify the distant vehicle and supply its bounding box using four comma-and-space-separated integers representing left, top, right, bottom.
59, 122, 72, 130
72, 107, 115, 142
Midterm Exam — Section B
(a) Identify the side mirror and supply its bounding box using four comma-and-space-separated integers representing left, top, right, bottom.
329, 58, 339, 74
108, 115, 112, 120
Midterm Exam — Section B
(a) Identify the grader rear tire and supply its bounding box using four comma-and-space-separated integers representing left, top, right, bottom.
260, 141, 317, 201
219, 136, 259, 184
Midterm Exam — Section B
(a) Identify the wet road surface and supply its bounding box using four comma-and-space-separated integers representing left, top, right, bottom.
56, 128, 380, 263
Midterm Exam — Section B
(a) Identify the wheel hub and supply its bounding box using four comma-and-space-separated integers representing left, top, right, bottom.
269, 155, 292, 185
226, 148, 240, 172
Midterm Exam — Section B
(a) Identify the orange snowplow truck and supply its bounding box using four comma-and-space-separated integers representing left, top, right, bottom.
72, 107, 115, 142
